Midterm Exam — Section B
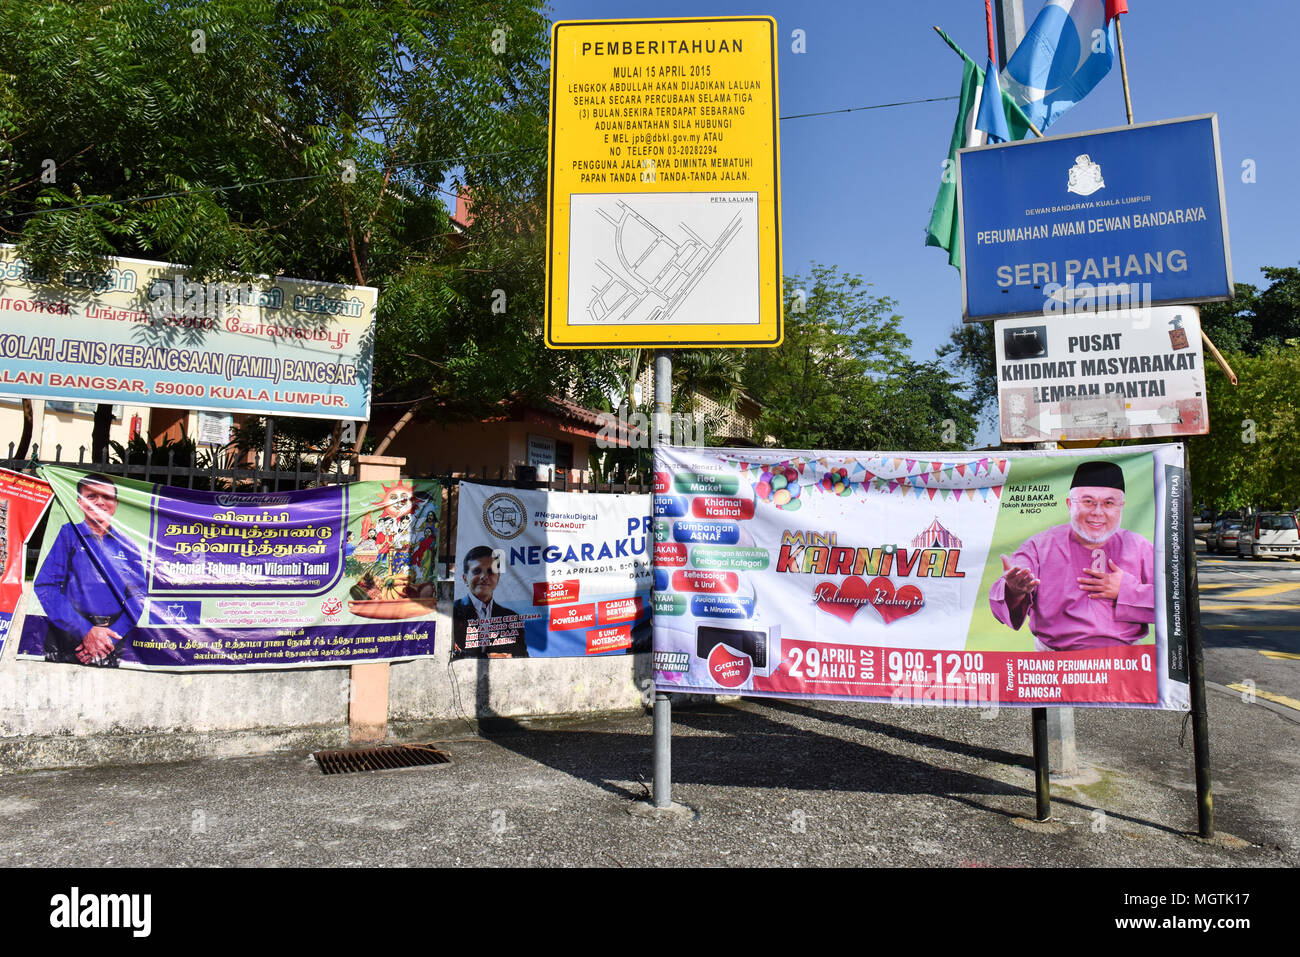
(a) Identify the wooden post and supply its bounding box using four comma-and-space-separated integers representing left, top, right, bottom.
348, 453, 407, 744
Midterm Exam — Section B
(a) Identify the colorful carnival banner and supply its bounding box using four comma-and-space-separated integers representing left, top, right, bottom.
653, 444, 1189, 710
17, 468, 439, 670
0, 246, 377, 419
453, 482, 652, 658
0, 468, 55, 656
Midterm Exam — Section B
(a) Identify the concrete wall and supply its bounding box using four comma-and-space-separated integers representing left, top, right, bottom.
0, 591, 649, 772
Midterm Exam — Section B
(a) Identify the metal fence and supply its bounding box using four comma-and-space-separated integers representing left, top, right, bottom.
1, 441, 353, 492
2, 448, 651, 586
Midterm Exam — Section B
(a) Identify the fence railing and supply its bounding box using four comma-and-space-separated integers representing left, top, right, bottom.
1, 442, 353, 492
3, 452, 652, 592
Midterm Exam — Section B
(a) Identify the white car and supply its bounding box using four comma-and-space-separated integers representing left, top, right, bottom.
1238, 512, 1300, 559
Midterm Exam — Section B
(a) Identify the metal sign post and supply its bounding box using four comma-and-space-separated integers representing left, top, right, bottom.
651, 350, 673, 808
1181, 438, 1214, 837
1032, 706, 1051, 821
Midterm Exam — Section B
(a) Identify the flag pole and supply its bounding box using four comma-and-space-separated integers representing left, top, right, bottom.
931, 25, 1044, 137
1115, 15, 1134, 124
985, 0, 997, 63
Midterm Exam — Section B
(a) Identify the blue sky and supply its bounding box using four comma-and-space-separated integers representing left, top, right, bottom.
545, 0, 1299, 397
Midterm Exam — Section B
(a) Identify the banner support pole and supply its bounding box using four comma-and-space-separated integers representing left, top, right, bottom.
1031, 706, 1051, 820
1181, 438, 1214, 837
651, 350, 673, 808
1029, 432, 1064, 810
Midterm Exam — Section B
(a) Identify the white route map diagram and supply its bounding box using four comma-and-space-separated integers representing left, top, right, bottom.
567, 192, 760, 326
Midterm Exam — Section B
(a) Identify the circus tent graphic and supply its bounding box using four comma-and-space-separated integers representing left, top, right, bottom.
912, 517, 962, 549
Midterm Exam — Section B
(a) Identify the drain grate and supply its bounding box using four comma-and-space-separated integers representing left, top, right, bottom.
313, 743, 451, 775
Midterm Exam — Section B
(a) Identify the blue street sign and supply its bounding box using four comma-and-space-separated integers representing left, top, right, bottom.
957, 115, 1232, 321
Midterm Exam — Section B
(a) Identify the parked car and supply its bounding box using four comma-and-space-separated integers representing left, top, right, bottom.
1214, 522, 1242, 555
1206, 519, 1238, 553
1238, 512, 1300, 559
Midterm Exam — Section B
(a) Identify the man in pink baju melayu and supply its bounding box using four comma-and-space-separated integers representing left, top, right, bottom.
989, 461, 1154, 651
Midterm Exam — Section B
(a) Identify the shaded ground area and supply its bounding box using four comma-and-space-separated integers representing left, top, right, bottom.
0, 680, 1293, 868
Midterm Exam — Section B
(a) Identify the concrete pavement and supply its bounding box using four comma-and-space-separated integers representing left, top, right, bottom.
0, 555, 1295, 868
0, 695, 1293, 867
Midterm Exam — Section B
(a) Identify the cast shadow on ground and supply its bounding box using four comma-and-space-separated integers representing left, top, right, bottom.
473, 697, 1029, 806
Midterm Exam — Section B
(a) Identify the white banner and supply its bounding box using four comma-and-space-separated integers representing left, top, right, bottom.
997, 305, 1209, 442
453, 482, 652, 658
653, 445, 1190, 710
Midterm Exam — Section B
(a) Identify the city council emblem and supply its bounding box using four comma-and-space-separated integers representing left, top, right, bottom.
1066, 154, 1105, 196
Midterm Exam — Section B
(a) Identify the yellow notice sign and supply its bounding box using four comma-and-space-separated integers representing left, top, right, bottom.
546, 17, 782, 349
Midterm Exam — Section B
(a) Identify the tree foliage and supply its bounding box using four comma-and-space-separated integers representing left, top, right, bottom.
0, 0, 623, 454
937, 320, 998, 428
1190, 343, 1300, 511
742, 265, 977, 450
1201, 266, 1300, 355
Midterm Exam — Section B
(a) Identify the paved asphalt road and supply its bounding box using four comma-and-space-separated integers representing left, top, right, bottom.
1197, 553, 1300, 708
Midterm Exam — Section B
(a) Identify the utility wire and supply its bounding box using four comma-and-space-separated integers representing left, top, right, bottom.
780, 94, 957, 120
0, 94, 959, 223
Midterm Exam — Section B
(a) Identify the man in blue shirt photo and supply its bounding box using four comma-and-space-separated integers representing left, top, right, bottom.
34, 473, 146, 667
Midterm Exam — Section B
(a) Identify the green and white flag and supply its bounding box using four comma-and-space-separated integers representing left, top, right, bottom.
925, 29, 1034, 269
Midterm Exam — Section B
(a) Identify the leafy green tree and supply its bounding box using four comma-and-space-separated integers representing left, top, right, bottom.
742, 265, 975, 450
1190, 343, 1300, 511
0, 0, 620, 460
1198, 282, 1259, 354
937, 320, 998, 428
1253, 265, 1300, 349
871, 360, 979, 449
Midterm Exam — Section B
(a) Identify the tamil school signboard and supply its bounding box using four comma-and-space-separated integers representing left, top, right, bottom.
995, 305, 1210, 444
545, 17, 782, 348
0, 246, 377, 419
957, 115, 1232, 321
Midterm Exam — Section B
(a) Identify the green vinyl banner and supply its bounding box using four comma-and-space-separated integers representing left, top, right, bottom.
18, 468, 439, 670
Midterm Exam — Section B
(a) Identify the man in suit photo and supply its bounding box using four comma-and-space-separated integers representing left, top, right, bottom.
452, 544, 528, 658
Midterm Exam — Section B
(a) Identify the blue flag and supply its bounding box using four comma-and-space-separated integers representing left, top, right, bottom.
1000, 0, 1116, 131
975, 57, 1012, 144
